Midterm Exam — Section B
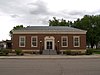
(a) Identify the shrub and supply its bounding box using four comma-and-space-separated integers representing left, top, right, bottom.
15, 49, 24, 55
86, 49, 93, 55
71, 51, 78, 55
66, 50, 71, 55
0, 49, 9, 56
65, 50, 84, 55
2, 49, 9, 55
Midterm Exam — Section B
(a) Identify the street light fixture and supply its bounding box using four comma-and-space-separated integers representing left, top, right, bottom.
57, 40, 60, 54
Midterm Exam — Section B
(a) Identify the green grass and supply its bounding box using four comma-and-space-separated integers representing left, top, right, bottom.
93, 51, 100, 54
86, 48, 100, 54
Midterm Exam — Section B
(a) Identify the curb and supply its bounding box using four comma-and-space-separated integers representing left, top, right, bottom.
0, 55, 100, 59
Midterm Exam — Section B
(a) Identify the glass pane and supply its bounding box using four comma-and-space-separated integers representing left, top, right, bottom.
75, 42, 78, 46
20, 42, 24, 46
47, 42, 49, 49
32, 38, 36, 41
74, 37, 79, 46
63, 38, 67, 41
75, 38, 78, 41
63, 42, 67, 46
21, 38, 24, 41
47, 42, 52, 49
32, 42, 36, 46
62, 37, 67, 46
50, 42, 52, 49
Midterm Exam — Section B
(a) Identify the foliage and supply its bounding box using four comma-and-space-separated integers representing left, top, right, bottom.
0, 48, 9, 56
49, 17, 72, 26
15, 49, 24, 55
49, 15, 100, 48
86, 49, 93, 55
65, 50, 71, 55
93, 51, 100, 54
9, 25, 24, 37
65, 50, 84, 55
90, 49, 100, 54
73, 15, 100, 48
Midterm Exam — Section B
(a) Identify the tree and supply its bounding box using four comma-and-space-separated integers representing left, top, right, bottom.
74, 15, 100, 48
49, 17, 59, 26
49, 15, 100, 48
49, 17, 72, 26
9, 25, 24, 37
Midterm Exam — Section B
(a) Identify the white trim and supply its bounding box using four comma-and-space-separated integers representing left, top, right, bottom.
73, 36, 80, 47
44, 36, 55, 50
31, 36, 38, 47
19, 36, 26, 47
13, 31, 86, 34
61, 36, 68, 47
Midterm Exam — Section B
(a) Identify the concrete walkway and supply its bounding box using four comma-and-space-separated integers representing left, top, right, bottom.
0, 54, 100, 59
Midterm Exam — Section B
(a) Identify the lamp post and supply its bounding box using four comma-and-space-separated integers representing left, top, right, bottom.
91, 24, 96, 48
57, 41, 59, 54
40, 41, 42, 54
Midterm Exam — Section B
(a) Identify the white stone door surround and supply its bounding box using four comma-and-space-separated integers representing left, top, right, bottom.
44, 36, 55, 50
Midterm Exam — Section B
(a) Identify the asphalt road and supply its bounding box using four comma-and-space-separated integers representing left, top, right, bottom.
0, 58, 100, 75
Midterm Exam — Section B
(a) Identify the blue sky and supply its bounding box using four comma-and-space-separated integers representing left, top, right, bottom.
0, 0, 100, 41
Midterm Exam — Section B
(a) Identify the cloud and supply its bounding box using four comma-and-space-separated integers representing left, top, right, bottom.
68, 11, 85, 16
28, 0, 50, 15
10, 14, 19, 18
0, 0, 100, 25
0, 0, 100, 41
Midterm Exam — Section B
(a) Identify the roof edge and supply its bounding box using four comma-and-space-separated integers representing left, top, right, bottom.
13, 31, 86, 34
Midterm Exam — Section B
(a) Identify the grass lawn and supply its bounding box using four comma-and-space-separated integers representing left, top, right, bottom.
92, 49, 100, 54
93, 51, 100, 54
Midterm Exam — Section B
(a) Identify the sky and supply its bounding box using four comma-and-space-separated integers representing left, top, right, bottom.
0, 0, 100, 41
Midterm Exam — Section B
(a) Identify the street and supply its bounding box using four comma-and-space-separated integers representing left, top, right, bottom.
0, 58, 100, 75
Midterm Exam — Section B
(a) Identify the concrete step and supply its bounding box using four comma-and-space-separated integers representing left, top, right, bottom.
42, 50, 57, 55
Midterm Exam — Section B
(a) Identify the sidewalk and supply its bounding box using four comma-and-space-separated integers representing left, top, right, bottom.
0, 54, 100, 59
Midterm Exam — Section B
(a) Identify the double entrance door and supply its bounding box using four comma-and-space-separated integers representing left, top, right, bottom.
44, 36, 55, 50
46, 41, 52, 50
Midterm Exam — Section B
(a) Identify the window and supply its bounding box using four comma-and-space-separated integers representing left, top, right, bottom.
61, 36, 68, 47
31, 36, 38, 47
19, 36, 25, 47
73, 36, 80, 47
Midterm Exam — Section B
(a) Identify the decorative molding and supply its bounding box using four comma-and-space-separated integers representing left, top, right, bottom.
13, 31, 86, 34
44, 36, 55, 50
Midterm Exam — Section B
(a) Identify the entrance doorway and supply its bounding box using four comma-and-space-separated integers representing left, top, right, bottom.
44, 36, 55, 50
46, 41, 53, 50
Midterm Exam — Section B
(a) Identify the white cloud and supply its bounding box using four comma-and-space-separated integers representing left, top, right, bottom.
0, 0, 100, 40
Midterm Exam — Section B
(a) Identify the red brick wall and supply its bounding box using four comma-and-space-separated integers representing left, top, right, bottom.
12, 34, 86, 50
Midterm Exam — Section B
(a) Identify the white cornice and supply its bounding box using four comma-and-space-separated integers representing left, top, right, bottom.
13, 31, 86, 34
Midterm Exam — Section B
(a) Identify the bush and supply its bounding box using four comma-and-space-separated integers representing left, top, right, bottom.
71, 51, 78, 55
86, 49, 93, 55
15, 49, 24, 55
0, 49, 9, 56
65, 50, 84, 55
66, 50, 71, 55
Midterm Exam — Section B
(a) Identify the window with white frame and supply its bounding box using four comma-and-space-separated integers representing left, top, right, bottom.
61, 36, 68, 47
19, 36, 26, 47
31, 36, 37, 47
73, 36, 80, 47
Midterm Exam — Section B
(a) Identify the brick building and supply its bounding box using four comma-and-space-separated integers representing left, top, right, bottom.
12, 26, 87, 54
